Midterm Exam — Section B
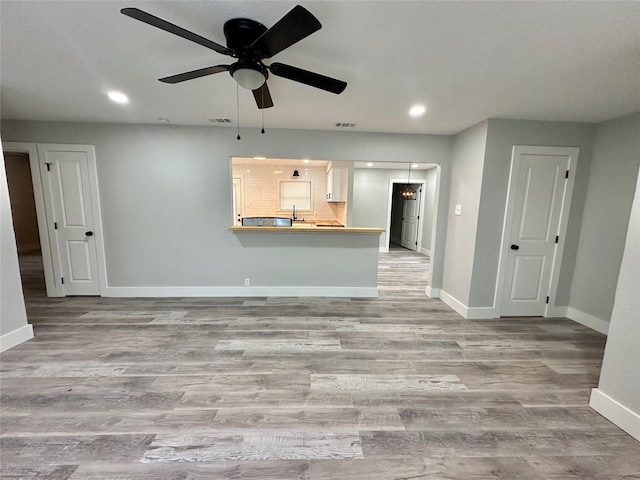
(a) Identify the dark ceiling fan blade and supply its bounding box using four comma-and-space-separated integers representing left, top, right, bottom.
250, 5, 321, 59
121, 8, 232, 56
252, 83, 274, 109
159, 65, 230, 84
269, 62, 347, 94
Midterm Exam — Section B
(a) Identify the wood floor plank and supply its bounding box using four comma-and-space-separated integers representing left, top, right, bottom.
3, 249, 638, 478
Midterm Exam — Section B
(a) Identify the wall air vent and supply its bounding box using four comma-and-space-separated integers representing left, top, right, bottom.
335, 122, 356, 128
208, 118, 232, 123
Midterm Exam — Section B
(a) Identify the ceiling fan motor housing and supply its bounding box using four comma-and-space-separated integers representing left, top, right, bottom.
223, 18, 267, 57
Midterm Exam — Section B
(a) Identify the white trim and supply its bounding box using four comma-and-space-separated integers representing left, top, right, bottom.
494, 145, 579, 318
0, 324, 34, 352
566, 307, 610, 335
105, 286, 378, 298
590, 388, 640, 441
547, 305, 568, 318
439, 290, 469, 317
439, 290, 497, 319
425, 286, 440, 298
418, 247, 432, 256
36, 144, 108, 297
2, 142, 62, 296
385, 177, 427, 253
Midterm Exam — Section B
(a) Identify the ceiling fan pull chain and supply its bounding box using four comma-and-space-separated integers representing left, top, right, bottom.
236, 83, 241, 141
261, 87, 265, 134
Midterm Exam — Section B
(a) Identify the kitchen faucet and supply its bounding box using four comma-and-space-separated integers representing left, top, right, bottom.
292, 204, 297, 221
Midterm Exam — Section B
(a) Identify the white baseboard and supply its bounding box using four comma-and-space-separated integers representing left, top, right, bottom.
439, 290, 469, 317
417, 247, 432, 256
105, 286, 378, 298
439, 290, 497, 319
379, 246, 389, 253
0, 324, 34, 352
425, 286, 440, 298
566, 307, 610, 335
547, 305, 568, 318
590, 388, 640, 441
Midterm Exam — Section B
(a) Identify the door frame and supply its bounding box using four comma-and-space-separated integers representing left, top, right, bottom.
385, 178, 427, 253
494, 145, 579, 317
2, 141, 108, 297
399, 182, 422, 251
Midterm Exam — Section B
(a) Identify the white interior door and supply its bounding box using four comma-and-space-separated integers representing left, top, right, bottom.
400, 185, 421, 250
39, 145, 101, 295
500, 147, 576, 316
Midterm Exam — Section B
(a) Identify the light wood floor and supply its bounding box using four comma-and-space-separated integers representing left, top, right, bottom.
2, 250, 639, 479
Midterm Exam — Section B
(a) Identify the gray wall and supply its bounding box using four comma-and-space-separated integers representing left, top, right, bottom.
420, 167, 437, 252
442, 121, 488, 305
468, 119, 597, 308
569, 113, 640, 322
596, 168, 640, 422
352, 168, 429, 229
0, 146, 29, 337
1, 121, 450, 289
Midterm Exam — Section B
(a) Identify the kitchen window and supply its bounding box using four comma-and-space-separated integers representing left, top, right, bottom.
279, 181, 312, 211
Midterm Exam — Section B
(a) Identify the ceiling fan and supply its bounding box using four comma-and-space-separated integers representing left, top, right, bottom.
121, 5, 347, 109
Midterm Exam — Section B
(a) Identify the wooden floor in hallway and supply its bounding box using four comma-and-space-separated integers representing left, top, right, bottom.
1, 251, 639, 479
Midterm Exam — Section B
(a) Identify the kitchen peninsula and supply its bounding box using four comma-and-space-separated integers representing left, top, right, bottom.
229, 224, 384, 297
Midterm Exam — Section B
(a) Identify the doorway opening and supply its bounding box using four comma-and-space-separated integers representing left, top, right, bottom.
2, 142, 107, 298
3, 151, 47, 299
389, 182, 424, 252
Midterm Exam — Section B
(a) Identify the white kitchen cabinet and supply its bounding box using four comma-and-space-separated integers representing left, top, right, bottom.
326, 167, 347, 202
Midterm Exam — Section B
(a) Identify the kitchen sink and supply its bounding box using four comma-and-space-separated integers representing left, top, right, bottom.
241, 217, 293, 227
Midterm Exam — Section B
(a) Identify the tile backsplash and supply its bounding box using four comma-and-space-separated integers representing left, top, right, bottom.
232, 164, 346, 224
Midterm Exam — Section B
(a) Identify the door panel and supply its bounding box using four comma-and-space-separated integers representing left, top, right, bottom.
400, 186, 420, 250
67, 240, 92, 281
41, 148, 100, 295
510, 255, 545, 301
501, 153, 568, 316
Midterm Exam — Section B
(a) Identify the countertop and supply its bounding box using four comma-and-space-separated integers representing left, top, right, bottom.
229, 225, 384, 234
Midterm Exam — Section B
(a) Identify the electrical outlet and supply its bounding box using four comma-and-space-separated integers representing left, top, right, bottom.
244, 278, 250, 286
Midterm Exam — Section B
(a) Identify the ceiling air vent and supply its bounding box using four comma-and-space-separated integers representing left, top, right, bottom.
335, 122, 356, 128
208, 118, 232, 124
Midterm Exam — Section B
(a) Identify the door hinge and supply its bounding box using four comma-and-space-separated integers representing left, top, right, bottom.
415, 241, 418, 246
555, 235, 559, 244
565, 170, 569, 179
417, 215, 420, 220
546, 296, 550, 304
61, 277, 64, 285
45, 162, 52, 171
54, 222, 58, 230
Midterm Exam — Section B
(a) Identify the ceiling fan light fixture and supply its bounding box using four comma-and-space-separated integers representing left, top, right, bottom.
232, 66, 266, 90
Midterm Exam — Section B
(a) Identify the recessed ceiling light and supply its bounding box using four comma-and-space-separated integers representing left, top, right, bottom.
411, 163, 419, 168
253, 156, 266, 160
409, 105, 426, 117
107, 91, 129, 105
158, 117, 170, 123
303, 159, 310, 164
366, 162, 374, 167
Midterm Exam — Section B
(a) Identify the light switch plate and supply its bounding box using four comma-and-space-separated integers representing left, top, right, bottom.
454, 204, 462, 216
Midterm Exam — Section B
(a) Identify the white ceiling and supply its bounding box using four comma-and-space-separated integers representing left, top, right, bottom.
1, 1, 639, 135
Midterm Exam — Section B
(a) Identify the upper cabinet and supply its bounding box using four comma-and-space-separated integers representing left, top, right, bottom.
326, 167, 347, 202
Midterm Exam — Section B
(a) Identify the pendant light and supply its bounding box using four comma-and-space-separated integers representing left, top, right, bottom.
401, 163, 416, 200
